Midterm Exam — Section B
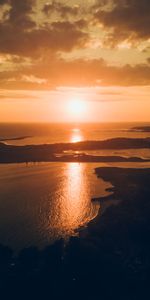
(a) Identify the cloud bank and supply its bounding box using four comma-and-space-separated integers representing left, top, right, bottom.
0, 0, 149, 89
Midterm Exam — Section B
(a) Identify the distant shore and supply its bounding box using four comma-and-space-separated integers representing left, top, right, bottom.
0, 137, 150, 163
130, 126, 150, 132
0, 136, 32, 142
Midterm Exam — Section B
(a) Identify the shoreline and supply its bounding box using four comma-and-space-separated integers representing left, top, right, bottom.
86, 166, 150, 235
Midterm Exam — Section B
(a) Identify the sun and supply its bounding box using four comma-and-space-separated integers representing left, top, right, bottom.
68, 99, 86, 116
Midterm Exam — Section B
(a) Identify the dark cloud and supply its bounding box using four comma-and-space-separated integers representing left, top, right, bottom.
0, 0, 88, 57
8, 0, 35, 29
147, 57, 150, 64
0, 0, 149, 90
94, 0, 150, 44
0, 0, 9, 4
0, 20, 88, 57
43, 1, 79, 18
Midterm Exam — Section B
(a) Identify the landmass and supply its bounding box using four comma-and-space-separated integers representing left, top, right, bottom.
0, 167, 150, 300
0, 135, 32, 142
0, 137, 150, 163
130, 126, 150, 132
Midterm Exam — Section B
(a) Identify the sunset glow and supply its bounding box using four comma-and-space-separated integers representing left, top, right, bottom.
0, 0, 149, 122
68, 99, 86, 117
0, 1, 150, 298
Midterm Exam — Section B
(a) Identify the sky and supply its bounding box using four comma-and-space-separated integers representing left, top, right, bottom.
0, 0, 150, 122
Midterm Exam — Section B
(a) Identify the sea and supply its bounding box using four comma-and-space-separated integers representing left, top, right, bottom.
0, 122, 150, 251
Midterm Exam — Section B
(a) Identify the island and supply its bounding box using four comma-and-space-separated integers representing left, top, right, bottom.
130, 126, 150, 132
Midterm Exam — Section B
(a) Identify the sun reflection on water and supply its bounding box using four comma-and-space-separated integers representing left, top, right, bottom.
64, 163, 84, 227
51, 162, 99, 237
70, 128, 83, 143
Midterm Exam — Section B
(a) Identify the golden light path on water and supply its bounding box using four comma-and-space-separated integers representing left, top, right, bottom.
51, 162, 99, 236
70, 128, 83, 143
0, 159, 104, 250
44, 128, 101, 239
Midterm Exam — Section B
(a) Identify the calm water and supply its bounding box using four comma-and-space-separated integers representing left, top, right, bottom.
0, 122, 150, 250
0, 162, 111, 250
0, 122, 150, 145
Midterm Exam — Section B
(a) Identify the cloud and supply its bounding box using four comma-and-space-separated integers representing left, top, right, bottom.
94, 0, 150, 45
0, 89, 37, 100
46, 59, 150, 87
147, 57, 150, 64
0, 21, 88, 57
0, 57, 150, 89
0, 0, 88, 57
43, 1, 79, 18
0, 0, 9, 5
0, 0, 149, 90
8, 0, 35, 29
21, 75, 47, 84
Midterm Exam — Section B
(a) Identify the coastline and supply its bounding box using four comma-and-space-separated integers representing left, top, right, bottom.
86, 166, 150, 240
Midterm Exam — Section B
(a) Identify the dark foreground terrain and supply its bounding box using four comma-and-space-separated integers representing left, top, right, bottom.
0, 167, 150, 300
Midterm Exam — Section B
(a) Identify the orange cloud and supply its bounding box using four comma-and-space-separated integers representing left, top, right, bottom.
0, 57, 150, 89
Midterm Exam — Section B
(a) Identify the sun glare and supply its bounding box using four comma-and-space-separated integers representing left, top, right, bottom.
68, 99, 86, 116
